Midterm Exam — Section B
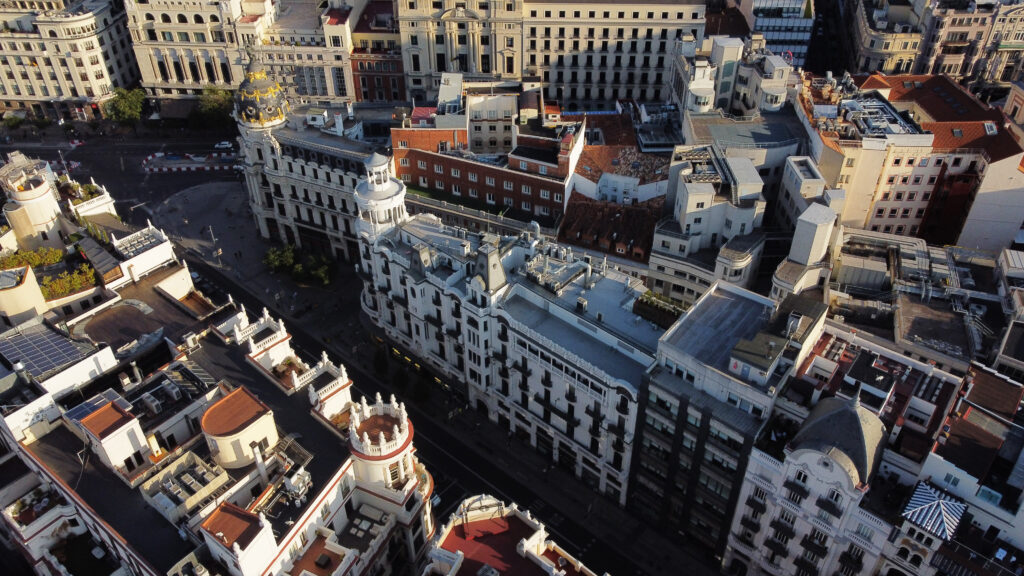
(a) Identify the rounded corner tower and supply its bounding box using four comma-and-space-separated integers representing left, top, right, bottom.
234, 59, 289, 133
353, 151, 407, 242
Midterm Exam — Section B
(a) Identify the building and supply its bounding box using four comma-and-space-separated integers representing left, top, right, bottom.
0, 219, 438, 575
670, 34, 797, 119
629, 283, 828, 554
354, 147, 664, 506
0, 0, 137, 120
844, 0, 922, 74
0, 152, 64, 250
723, 394, 890, 576
735, 0, 813, 67
422, 494, 610, 575
390, 73, 579, 224
236, 59, 377, 262
350, 0, 404, 103
646, 145, 767, 309
125, 0, 379, 108
395, 0, 706, 105
795, 71, 1024, 252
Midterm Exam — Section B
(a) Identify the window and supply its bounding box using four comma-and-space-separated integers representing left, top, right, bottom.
417, 160, 427, 169
486, 176, 495, 186
540, 189, 550, 199
503, 180, 513, 190
520, 161, 527, 169
434, 164, 443, 174
522, 185, 531, 195
399, 158, 410, 166
451, 168, 460, 177
468, 172, 478, 182
943, 473, 960, 487
522, 201, 531, 210
539, 165, 547, 175
486, 192, 495, 204
795, 470, 808, 484
828, 489, 843, 505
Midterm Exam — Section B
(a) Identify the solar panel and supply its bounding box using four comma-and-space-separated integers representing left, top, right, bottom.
0, 324, 89, 380
65, 389, 131, 424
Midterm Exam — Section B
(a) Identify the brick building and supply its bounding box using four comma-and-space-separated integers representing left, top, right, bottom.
350, 0, 405, 103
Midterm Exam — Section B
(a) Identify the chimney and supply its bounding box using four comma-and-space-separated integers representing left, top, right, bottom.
252, 443, 269, 482
131, 361, 142, 383
12, 361, 29, 384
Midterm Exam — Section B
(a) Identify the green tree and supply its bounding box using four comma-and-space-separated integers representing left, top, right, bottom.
103, 88, 145, 127
2, 115, 24, 130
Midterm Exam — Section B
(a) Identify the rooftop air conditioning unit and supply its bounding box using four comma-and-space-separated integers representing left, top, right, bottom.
163, 381, 183, 402
477, 566, 501, 576
141, 392, 162, 415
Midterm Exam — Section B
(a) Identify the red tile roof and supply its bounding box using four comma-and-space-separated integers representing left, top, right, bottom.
965, 365, 1023, 421
201, 502, 263, 550
239, 14, 261, 24
201, 387, 270, 438
855, 73, 1024, 162
288, 534, 342, 576
80, 402, 134, 440
324, 7, 351, 26
559, 192, 664, 262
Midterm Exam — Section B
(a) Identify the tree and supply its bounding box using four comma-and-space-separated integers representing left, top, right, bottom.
103, 88, 145, 126
194, 88, 235, 130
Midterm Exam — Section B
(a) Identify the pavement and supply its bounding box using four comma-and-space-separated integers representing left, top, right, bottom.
152, 181, 723, 576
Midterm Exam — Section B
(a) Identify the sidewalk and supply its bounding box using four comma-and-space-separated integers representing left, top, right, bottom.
154, 182, 722, 576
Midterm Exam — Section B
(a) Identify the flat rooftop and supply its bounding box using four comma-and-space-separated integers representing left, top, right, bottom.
267, 0, 323, 31
662, 287, 774, 375
0, 320, 95, 381
440, 514, 538, 576
896, 293, 970, 361
25, 424, 198, 573
687, 107, 805, 149
73, 263, 208, 350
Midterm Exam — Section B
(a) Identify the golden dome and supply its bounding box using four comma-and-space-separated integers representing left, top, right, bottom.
234, 60, 289, 126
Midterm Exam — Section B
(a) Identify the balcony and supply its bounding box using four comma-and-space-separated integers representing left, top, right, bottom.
533, 393, 580, 426
764, 538, 789, 559
452, 306, 462, 319
839, 551, 864, 573
800, 535, 828, 558
769, 519, 795, 541
782, 478, 809, 500
498, 328, 509, 342
793, 556, 819, 576
746, 496, 767, 515
816, 496, 842, 517
585, 403, 602, 419
424, 312, 442, 327
739, 516, 761, 533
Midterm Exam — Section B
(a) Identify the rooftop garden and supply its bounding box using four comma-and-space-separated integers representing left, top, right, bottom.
633, 290, 686, 329
69, 183, 103, 206
0, 246, 64, 269
40, 263, 97, 300
6, 486, 65, 527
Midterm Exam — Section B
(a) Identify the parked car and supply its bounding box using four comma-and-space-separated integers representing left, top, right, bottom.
213, 141, 233, 150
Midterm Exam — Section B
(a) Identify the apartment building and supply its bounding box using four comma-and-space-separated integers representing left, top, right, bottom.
978, 3, 1024, 86
917, 1, 996, 79
354, 150, 662, 506
723, 395, 890, 576
396, 0, 705, 104
844, 0, 922, 74
630, 283, 827, 553
391, 73, 578, 223
0, 0, 137, 120
236, 61, 377, 262
795, 71, 1024, 252
670, 34, 796, 119
646, 145, 767, 308
350, 0, 404, 103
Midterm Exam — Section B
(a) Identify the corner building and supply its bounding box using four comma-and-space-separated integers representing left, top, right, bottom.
353, 148, 661, 506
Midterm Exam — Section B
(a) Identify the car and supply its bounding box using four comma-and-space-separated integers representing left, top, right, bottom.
213, 141, 234, 150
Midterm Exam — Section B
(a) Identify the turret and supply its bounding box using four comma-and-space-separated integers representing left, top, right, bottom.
352, 152, 407, 243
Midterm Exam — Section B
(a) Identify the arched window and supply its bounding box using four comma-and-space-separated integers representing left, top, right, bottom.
47, 30, 57, 37
194, 14, 204, 23
160, 13, 171, 23
210, 14, 219, 23
177, 14, 188, 23
925, 537, 933, 547
910, 555, 922, 568
897, 548, 909, 560
144, 13, 154, 20
915, 532, 924, 542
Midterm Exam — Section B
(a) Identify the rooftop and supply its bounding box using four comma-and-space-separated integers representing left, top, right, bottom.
201, 501, 263, 549
25, 424, 198, 572
440, 514, 539, 575
73, 263, 212, 350
686, 107, 805, 149
0, 319, 94, 381
200, 386, 271, 438
661, 285, 775, 377
965, 364, 1023, 421
79, 401, 134, 439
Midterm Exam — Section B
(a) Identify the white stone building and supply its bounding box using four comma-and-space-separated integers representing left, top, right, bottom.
646, 145, 767, 308
0, 0, 137, 120
354, 146, 660, 506
723, 395, 890, 576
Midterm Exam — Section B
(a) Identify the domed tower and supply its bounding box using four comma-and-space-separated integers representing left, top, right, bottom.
353, 152, 407, 243
233, 59, 289, 132
234, 59, 289, 240
348, 393, 435, 564
0, 152, 62, 249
